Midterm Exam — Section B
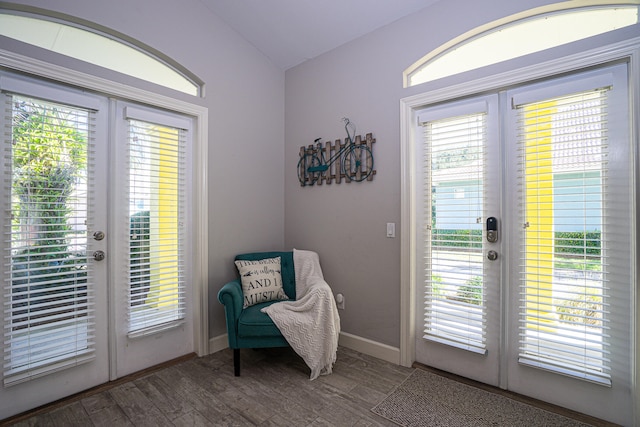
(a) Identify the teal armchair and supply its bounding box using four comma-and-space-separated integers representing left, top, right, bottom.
217, 251, 296, 376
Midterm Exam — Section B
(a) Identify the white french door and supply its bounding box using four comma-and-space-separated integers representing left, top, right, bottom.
414, 63, 633, 425
504, 64, 632, 423
0, 74, 110, 417
0, 73, 195, 419
414, 94, 502, 386
111, 101, 194, 378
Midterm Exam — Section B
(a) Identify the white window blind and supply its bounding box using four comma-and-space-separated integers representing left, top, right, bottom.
516, 87, 611, 385
126, 116, 186, 337
421, 112, 487, 354
2, 94, 95, 385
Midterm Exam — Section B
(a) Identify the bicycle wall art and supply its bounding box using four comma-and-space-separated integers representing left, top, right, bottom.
297, 118, 376, 187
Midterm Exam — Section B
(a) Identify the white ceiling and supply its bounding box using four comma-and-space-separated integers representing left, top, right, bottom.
200, 0, 440, 70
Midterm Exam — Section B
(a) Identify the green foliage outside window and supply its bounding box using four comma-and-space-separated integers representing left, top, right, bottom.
10, 103, 88, 324
432, 229, 482, 249
433, 229, 601, 257
453, 276, 483, 306
554, 231, 601, 256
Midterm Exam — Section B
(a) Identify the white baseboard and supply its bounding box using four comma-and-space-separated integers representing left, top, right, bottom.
337, 332, 400, 365
208, 333, 229, 354
208, 332, 400, 366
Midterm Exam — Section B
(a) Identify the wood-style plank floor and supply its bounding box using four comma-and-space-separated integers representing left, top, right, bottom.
3, 347, 412, 426
2, 346, 615, 426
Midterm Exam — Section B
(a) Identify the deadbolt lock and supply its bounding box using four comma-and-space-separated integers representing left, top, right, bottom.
486, 217, 498, 243
93, 250, 106, 261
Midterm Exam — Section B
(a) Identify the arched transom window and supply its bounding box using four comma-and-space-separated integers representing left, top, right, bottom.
0, 11, 202, 96
404, 4, 639, 87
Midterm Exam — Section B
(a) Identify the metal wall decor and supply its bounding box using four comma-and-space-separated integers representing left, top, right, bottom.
297, 118, 375, 186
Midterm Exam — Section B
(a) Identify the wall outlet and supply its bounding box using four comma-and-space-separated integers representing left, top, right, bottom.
335, 293, 345, 310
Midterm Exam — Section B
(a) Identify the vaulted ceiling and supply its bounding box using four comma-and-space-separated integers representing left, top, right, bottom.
200, 0, 440, 70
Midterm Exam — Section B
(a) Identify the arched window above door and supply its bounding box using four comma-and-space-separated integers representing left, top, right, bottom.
404, 4, 639, 88
0, 10, 202, 96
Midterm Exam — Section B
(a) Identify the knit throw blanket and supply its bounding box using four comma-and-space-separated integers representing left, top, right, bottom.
261, 249, 341, 380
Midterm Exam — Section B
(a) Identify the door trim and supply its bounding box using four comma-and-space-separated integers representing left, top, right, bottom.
400, 35, 640, 420
0, 47, 209, 358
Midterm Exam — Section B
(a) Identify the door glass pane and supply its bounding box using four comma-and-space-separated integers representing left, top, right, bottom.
127, 119, 185, 336
517, 88, 610, 384
3, 95, 94, 385
422, 113, 487, 353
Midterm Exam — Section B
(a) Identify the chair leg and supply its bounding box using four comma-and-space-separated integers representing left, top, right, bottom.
233, 349, 240, 376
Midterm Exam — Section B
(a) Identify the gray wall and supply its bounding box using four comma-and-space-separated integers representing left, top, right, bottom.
284, 0, 639, 348
5, 0, 638, 350
3, 0, 286, 339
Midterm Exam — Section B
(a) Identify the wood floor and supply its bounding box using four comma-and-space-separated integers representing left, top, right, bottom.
3, 347, 413, 426
2, 346, 614, 427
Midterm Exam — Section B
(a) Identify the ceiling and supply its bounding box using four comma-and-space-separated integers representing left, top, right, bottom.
200, 0, 440, 70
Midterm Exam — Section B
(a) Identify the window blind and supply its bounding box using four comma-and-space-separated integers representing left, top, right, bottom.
3, 94, 95, 385
515, 88, 611, 385
126, 118, 186, 337
421, 113, 487, 354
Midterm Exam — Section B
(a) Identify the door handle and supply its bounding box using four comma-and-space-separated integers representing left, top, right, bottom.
93, 250, 106, 261
487, 250, 498, 261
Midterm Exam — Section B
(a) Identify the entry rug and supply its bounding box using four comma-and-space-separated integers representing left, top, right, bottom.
371, 369, 594, 427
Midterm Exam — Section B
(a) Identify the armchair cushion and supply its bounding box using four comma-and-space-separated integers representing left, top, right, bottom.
237, 301, 283, 337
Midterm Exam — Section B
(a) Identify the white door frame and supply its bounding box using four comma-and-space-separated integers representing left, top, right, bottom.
400, 36, 640, 420
0, 48, 210, 359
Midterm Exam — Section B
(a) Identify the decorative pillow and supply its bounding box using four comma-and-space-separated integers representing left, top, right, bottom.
235, 257, 289, 308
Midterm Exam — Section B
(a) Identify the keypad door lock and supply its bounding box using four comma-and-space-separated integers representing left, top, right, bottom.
486, 217, 498, 243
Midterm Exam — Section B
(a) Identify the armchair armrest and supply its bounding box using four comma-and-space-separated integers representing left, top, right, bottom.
217, 280, 243, 348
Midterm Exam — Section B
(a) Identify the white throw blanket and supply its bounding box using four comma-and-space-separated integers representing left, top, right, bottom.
261, 249, 341, 380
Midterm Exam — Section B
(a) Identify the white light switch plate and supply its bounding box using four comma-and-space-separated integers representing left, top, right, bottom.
386, 222, 395, 238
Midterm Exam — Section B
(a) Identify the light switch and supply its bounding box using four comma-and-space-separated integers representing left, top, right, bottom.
386, 222, 395, 238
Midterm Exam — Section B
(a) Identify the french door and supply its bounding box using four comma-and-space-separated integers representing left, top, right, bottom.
414, 63, 633, 425
414, 94, 501, 386
0, 73, 194, 419
0, 74, 110, 418
111, 101, 194, 379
